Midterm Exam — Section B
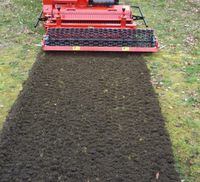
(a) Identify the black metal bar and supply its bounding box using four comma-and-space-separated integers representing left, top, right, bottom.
34, 11, 43, 28
48, 38, 152, 42
131, 5, 148, 27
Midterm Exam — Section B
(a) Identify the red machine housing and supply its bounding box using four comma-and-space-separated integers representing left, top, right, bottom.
41, 0, 159, 52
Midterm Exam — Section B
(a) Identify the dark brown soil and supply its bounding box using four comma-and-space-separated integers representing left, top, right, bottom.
0, 52, 180, 182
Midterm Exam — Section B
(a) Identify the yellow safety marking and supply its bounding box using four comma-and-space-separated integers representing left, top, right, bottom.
72, 46, 81, 51
122, 47, 130, 51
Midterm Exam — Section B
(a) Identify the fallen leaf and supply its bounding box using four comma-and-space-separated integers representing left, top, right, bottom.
156, 172, 160, 180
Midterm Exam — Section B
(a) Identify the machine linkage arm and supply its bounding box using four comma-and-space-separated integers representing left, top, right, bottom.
131, 5, 148, 27
34, 11, 48, 28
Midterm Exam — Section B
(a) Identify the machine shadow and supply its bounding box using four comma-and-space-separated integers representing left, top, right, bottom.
0, 51, 180, 181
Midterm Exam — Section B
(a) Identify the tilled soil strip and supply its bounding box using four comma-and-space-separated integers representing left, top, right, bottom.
0, 52, 180, 182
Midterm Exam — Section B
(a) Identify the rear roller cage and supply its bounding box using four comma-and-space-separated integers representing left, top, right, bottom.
89, 0, 119, 5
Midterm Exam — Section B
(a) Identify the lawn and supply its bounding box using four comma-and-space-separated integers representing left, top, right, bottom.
0, 0, 199, 181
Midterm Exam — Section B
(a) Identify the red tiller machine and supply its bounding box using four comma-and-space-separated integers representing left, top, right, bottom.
35, 0, 159, 52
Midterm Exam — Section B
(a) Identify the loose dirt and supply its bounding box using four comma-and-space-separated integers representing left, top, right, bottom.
0, 52, 180, 182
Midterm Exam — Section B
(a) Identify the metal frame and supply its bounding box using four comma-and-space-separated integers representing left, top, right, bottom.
43, 45, 159, 52
36, 0, 159, 52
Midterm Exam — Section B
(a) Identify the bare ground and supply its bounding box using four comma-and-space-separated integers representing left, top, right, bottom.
0, 52, 180, 182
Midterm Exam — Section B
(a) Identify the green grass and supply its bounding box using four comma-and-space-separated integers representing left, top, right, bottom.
0, 0, 200, 181
132, 0, 200, 181
0, 0, 42, 125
